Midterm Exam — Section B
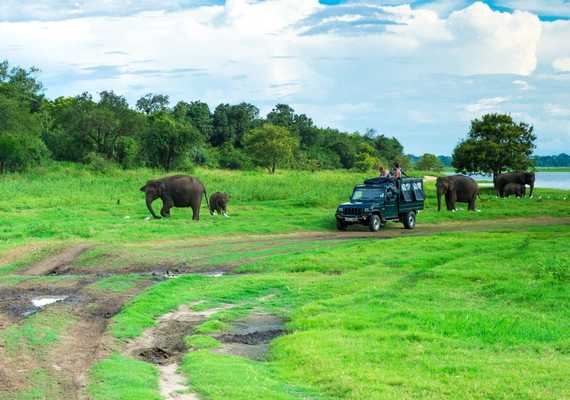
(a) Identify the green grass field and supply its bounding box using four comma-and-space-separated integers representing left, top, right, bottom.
1, 163, 569, 399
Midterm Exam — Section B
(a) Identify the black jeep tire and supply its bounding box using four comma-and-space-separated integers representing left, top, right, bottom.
402, 211, 416, 229
368, 214, 382, 232
336, 219, 348, 231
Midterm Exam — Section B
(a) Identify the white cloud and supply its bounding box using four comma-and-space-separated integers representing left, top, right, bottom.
545, 103, 570, 117
444, 2, 542, 75
496, 0, 570, 18
464, 97, 510, 115
553, 57, 570, 72
513, 80, 531, 90
0, 0, 568, 154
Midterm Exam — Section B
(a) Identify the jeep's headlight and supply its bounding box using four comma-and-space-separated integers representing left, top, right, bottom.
337, 207, 342, 213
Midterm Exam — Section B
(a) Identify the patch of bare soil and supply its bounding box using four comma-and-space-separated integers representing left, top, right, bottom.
126, 303, 232, 365
21, 244, 93, 276
126, 303, 232, 400
0, 244, 44, 268
214, 313, 284, 361
0, 278, 140, 399
160, 363, 199, 400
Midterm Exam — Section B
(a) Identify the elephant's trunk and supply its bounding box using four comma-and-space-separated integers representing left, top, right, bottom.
146, 194, 161, 219
437, 188, 442, 211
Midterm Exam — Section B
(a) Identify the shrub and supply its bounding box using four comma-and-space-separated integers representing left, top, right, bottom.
0, 133, 50, 173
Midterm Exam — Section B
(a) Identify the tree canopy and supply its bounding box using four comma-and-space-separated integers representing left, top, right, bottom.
244, 124, 298, 174
415, 153, 444, 172
0, 59, 413, 174
452, 113, 536, 176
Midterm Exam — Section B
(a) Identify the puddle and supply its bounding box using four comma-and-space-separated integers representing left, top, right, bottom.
214, 313, 284, 360
159, 363, 199, 400
31, 296, 68, 308
203, 271, 225, 278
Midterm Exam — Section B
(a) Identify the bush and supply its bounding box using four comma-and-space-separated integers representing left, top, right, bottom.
218, 144, 252, 170
83, 152, 116, 173
0, 133, 50, 173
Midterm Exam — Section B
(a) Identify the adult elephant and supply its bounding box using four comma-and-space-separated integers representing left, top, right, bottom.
436, 175, 479, 211
494, 172, 535, 198
140, 175, 208, 220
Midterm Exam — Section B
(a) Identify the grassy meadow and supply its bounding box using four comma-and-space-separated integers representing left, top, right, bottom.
0, 162, 569, 250
1, 162, 569, 399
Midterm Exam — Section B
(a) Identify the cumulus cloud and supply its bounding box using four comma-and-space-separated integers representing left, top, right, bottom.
0, 0, 568, 153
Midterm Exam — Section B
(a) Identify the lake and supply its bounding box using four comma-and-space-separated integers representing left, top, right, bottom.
452, 172, 570, 190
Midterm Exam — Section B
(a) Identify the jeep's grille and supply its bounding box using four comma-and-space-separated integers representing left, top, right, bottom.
343, 207, 363, 216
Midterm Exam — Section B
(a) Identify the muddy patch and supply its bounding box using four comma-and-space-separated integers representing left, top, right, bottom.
126, 303, 232, 400
214, 313, 284, 361
0, 287, 81, 319
21, 244, 93, 276
126, 303, 232, 365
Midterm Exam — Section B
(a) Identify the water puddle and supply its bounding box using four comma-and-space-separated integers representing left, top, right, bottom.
31, 296, 68, 308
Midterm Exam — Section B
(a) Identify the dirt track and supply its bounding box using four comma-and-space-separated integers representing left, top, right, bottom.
0, 216, 568, 398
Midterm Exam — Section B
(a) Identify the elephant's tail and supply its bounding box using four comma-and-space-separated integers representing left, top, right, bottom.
203, 186, 211, 212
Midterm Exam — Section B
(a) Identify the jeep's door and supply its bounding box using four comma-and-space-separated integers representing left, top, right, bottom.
384, 184, 399, 219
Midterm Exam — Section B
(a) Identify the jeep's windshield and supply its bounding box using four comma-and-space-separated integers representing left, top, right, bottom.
351, 188, 382, 202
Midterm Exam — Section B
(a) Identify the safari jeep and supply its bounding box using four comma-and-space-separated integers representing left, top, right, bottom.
335, 177, 425, 231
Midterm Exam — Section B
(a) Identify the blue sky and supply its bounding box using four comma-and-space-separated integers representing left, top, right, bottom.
1, 0, 569, 155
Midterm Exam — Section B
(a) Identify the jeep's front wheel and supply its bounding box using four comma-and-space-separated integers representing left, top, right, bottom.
403, 211, 416, 229
368, 214, 382, 232
336, 219, 347, 231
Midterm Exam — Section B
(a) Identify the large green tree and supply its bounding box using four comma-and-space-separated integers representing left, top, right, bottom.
142, 113, 200, 170
0, 61, 49, 173
452, 113, 536, 176
244, 123, 298, 174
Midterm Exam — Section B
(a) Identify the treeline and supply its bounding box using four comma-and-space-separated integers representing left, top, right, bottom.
0, 61, 410, 174
533, 154, 570, 167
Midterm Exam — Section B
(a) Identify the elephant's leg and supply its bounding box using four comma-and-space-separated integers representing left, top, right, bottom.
191, 205, 200, 221
160, 199, 172, 217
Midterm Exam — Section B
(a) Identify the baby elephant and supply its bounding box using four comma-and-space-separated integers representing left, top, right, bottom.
209, 192, 230, 216
503, 182, 526, 198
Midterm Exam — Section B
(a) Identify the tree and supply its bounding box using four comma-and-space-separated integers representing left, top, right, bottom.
136, 93, 170, 115
244, 123, 298, 174
142, 114, 200, 170
415, 153, 444, 172
452, 114, 536, 176
212, 103, 260, 147
173, 100, 213, 140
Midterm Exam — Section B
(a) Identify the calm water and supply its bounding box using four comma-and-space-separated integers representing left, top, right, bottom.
452, 172, 570, 190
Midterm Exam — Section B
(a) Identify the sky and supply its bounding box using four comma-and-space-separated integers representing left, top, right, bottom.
1, 0, 569, 155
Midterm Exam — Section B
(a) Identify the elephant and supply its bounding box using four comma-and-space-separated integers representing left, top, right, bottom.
140, 175, 208, 220
209, 192, 230, 216
436, 175, 479, 211
494, 172, 535, 198
503, 182, 526, 198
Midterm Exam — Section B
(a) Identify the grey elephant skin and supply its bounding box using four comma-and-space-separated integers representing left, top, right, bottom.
436, 175, 479, 211
140, 175, 208, 220
494, 172, 535, 198
503, 182, 526, 198
209, 192, 230, 216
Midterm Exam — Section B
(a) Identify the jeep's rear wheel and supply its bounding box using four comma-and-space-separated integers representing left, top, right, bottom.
403, 211, 416, 229
336, 219, 348, 231
368, 214, 381, 232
